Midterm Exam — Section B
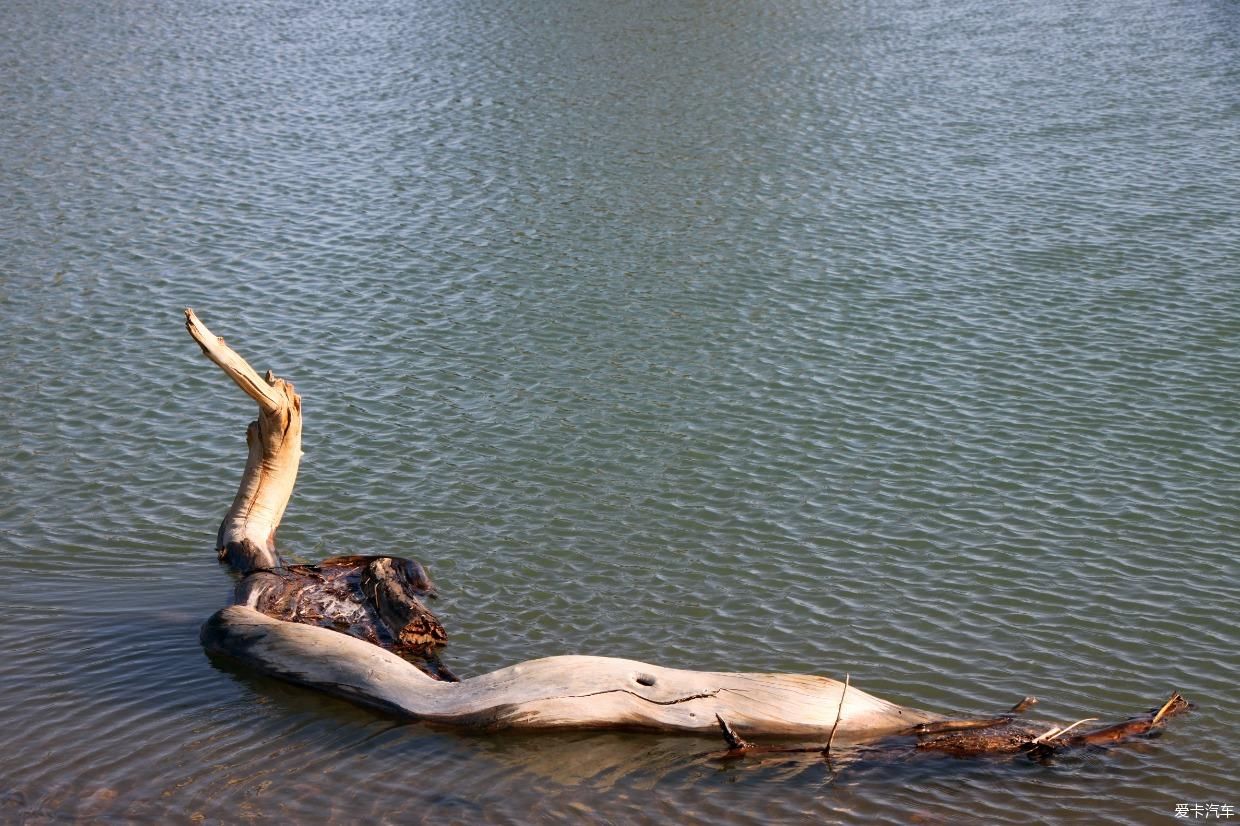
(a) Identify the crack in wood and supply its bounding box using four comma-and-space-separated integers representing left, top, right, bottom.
570, 687, 722, 706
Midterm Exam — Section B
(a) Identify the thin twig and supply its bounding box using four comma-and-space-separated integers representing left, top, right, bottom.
1030, 724, 1063, 745
1009, 696, 1038, 714
715, 714, 751, 751
1051, 717, 1098, 739
824, 674, 850, 756
1151, 692, 1181, 726
1031, 717, 1098, 745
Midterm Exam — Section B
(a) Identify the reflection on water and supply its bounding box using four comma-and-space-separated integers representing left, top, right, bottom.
2, 0, 1238, 822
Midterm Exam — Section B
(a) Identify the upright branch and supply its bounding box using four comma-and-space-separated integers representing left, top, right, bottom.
825, 673, 850, 756
186, 308, 302, 574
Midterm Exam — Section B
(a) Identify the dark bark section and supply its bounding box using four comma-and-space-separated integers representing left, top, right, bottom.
221, 538, 280, 574
912, 692, 1191, 758
361, 557, 448, 653
232, 555, 455, 681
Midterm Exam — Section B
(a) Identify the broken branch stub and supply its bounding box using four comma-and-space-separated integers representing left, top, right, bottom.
186, 308, 301, 574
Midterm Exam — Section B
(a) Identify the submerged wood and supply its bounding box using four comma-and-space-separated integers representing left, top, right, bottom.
911, 691, 1191, 758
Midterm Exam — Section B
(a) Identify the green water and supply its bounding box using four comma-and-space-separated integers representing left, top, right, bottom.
2, 0, 1237, 822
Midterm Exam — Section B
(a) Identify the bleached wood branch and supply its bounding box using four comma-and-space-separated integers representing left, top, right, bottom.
186, 308, 301, 573
201, 605, 940, 736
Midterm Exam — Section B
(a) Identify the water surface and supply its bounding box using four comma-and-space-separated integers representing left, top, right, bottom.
2, 0, 1238, 822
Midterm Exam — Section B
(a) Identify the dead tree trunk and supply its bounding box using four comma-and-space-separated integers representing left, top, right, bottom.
185, 308, 940, 736
186, 309, 1188, 751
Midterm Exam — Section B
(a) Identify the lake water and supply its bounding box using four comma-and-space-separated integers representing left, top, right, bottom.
2, 0, 1237, 822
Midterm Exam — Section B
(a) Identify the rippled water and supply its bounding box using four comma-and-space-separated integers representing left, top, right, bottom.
2, 0, 1238, 822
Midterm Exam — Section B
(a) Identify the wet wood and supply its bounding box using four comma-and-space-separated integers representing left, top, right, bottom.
360, 557, 447, 655
1009, 696, 1038, 714
912, 716, 1014, 735
912, 692, 1191, 758
1055, 692, 1190, 749
715, 714, 753, 752
914, 719, 1044, 756
232, 554, 455, 680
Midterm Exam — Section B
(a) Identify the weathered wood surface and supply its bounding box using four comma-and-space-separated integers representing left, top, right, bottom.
201, 604, 938, 735
186, 308, 300, 574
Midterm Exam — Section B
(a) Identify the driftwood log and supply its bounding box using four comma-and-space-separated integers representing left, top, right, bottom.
187, 309, 1188, 754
